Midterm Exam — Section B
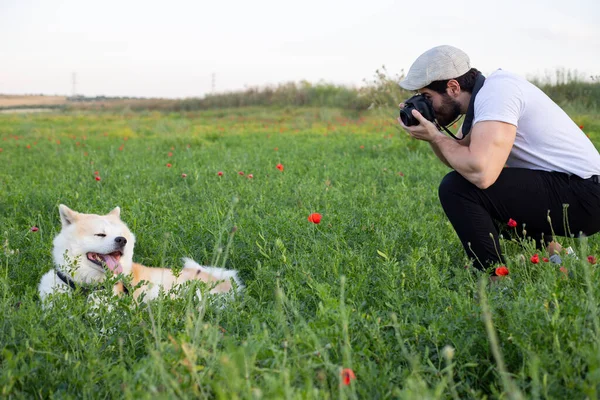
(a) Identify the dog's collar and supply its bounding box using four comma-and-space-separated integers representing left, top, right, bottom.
55, 268, 86, 293
54, 269, 129, 296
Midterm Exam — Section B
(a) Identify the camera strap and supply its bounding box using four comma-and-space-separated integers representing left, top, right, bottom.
438, 72, 486, 141
436, 121, 462, 140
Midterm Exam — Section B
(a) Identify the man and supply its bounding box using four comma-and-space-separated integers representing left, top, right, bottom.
398, 45, 600, 272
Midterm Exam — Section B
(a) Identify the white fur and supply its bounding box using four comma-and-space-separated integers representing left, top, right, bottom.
182, 257, 244, 293
38, 270, 70, 300
39, 204, 135, 302
39, 205, 243, 306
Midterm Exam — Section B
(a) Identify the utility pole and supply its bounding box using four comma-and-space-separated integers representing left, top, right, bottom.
71, 72, 77, 97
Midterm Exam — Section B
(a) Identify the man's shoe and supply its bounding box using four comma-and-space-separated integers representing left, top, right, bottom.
549, 246, 578, 264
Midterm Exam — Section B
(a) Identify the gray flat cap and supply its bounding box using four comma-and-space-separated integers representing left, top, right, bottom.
399, 45, 471, 90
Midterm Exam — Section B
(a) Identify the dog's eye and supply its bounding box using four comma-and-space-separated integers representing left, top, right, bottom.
95, 233, 106, 237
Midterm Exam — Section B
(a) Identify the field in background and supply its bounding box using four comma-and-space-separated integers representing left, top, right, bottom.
0, 94, 180, 112
0, 95, 67, 108
2, 69, 598, 113
1, 107, 600, 398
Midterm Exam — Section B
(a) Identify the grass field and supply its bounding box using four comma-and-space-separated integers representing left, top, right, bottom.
0, 95, 71, 108
1, 107, 600, 399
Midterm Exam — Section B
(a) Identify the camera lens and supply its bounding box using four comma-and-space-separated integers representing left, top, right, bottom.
400, 107, 417, 126
399, 94, 436, 126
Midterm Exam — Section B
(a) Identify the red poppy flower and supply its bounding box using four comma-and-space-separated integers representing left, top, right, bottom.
308, 213, 322, 224
560, 266, 569, 277
118, 145, 124, 151
340, 368, 356, 386
238, 171, 244, 176
588, 255, 597, 264
166, 163, 172, 168
94, 171, 100, 176
543, 257, 549, 263
247, 174, 254, 179
579, 125, 584, 129
530, 254, 539, 264
398, 172, 404, 177
168, 152, 173, 157
359, 145, 364, 149
217, 171, 223, 176
181, 173, 187, 178
31, 226, 39, 232
95, 176, 101, 181
495, 266, 509, 276
274, 147, 278, 151
507, 218, 517, 228
276, 163, 284, 171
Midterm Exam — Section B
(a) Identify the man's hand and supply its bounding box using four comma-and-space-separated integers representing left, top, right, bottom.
397, 104, 444, 142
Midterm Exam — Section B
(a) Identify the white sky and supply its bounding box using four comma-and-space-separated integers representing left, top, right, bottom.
1, 0, 599, 98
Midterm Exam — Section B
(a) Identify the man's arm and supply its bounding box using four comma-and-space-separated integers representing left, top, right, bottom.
428, 141, 452, 168
430, 121, 516, 188
428, 125, 471, 168
401, 111, 516, 189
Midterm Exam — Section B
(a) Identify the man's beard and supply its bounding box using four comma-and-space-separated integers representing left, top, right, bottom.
435, 94, 462, 127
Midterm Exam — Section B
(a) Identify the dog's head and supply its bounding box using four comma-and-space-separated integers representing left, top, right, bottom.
52, 204, 136, 284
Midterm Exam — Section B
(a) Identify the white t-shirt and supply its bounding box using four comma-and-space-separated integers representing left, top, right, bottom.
473, 69, 600, 178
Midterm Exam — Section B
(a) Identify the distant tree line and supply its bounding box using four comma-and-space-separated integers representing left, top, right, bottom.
3, 69, 598, 112
156, 68, 600, 113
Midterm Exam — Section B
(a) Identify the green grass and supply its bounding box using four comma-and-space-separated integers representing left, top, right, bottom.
1, 107, 600, 399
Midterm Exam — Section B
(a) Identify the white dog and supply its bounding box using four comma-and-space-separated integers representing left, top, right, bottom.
38, 205, 242, 303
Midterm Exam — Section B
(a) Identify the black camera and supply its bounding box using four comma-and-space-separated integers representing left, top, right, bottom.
399, 94, 436, 126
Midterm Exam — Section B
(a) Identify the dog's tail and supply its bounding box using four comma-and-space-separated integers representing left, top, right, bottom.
182, 257, 244, 292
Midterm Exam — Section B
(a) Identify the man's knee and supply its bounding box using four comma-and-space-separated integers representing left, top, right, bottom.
438, 171, 469, 206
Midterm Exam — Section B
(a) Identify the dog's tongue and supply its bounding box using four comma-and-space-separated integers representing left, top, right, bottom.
101, 254, 123, 274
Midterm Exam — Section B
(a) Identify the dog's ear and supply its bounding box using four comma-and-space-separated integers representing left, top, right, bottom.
59, 204, 79, 227
108, 206, 121, 218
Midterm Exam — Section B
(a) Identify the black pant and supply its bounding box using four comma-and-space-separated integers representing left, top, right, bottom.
438, 168, 600, 270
